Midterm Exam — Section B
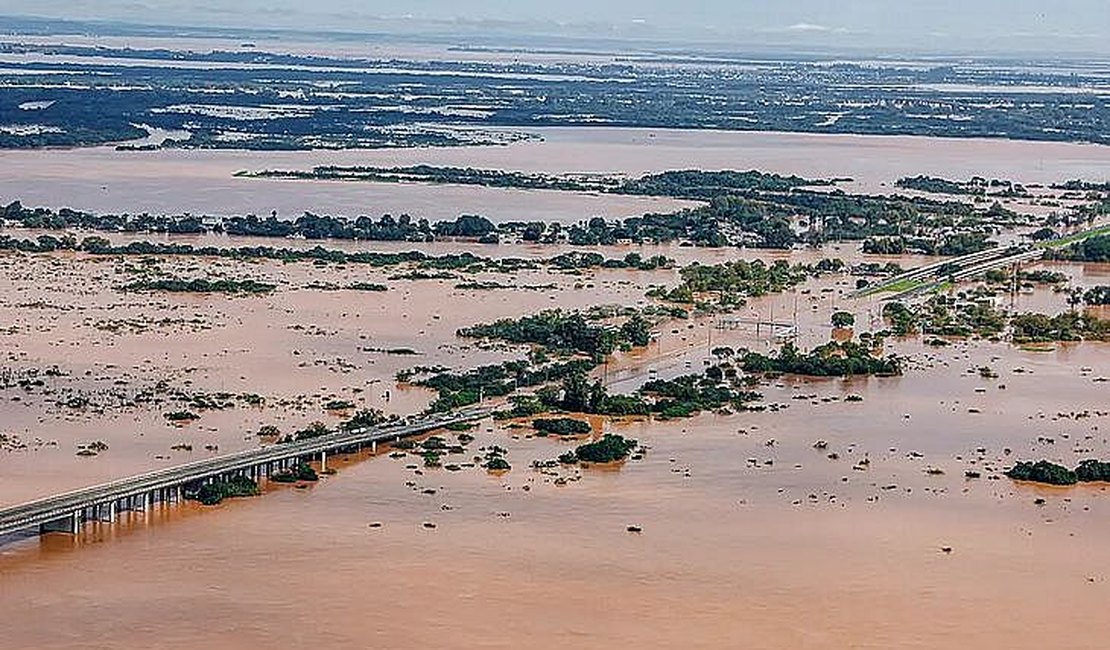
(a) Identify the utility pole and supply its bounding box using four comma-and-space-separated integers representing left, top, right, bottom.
793, 292, 799, 332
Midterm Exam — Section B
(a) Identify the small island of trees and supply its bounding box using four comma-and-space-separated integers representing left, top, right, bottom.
1006, 459, 1110, 486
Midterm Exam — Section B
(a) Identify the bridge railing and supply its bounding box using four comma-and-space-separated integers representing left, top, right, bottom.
0, 408, 490, 528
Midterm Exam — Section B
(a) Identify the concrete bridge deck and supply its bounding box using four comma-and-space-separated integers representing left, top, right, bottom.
853, 223, 1110, 301
885, 247, 1046, 302
851, 246, 1021, 298
0, 407, 490, 539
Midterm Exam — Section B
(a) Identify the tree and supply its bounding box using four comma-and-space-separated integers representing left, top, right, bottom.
79, 236, 112, 253
831, 311, 855, 328
711, 346, 735, 360
522, 222, 545, 241
1083, 286, 1110, 306
433, 214, 495, 238
1081, 235, 1110, 262
1028, 227, 1058, 242
561, 373, 591, 412
1067, 287, 1084, 313
620, 314, 652, 348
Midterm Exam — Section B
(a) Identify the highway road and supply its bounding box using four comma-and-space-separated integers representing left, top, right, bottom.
0, 407, 490, 538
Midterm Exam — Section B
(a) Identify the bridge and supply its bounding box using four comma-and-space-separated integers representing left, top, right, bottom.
0, 407, 490, 539
852, 245, 1032, 300
885, 247, 1045, 301
853, 222, 1110, 302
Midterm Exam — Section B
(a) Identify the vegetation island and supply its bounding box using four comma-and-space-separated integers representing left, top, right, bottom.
9, 163, 1103, 251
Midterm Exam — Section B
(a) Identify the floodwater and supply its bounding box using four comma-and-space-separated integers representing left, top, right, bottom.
2, 111, 1110, 646
0, 140, 694, 224
0, 229, 856, 503
3, 127, 1110, 223
1, 309, 1109, 649
1, 230, 1109, 648
0, 245, 679, 505
1, 34, 637, 67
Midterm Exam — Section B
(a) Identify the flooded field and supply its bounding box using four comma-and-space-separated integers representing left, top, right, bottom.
0, 243, 685, 504
3, 128, 1110, 222
1, 277, 1108, 647
1, 227, 1109, 647
0, 141, 694, 224
1, 123, 1110, 648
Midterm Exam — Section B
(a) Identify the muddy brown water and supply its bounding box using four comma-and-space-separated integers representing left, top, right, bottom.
1, 236, 1109, 648
0, 247, 671, 503
1, 336, 1108, 649
3, 128, 1109, 222
2, 122, 1110, 646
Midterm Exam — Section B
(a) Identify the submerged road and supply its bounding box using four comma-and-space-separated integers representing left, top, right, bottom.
0, 407, 490, 538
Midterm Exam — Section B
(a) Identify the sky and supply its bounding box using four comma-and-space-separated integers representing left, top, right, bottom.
4, 0, 1109, 55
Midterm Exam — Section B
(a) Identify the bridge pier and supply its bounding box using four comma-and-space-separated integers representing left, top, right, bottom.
2, 411, 487, 540
95, 502, 115, 522
40, 511, 80, 535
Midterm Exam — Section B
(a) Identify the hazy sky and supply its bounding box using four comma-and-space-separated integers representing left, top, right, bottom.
5, 1, 1110, 54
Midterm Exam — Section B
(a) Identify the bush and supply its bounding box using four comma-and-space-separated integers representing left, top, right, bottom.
279, 421, 332, 444
271, 462, 319, 483
1075, 459, 1110, 482
458, 309, 622, 361
740, 341, 901, 377
188, 475, 260, 505
532, 417, 591, 436
484, 457, 511, 471
597, 394, 652, 416
492, 394, 547, 420
574, 434, 638, 463
1084, 286, 1110, 306
1005, 460, 1077, 485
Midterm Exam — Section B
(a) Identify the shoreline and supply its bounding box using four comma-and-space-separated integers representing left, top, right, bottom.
6, 123, 1110, 159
